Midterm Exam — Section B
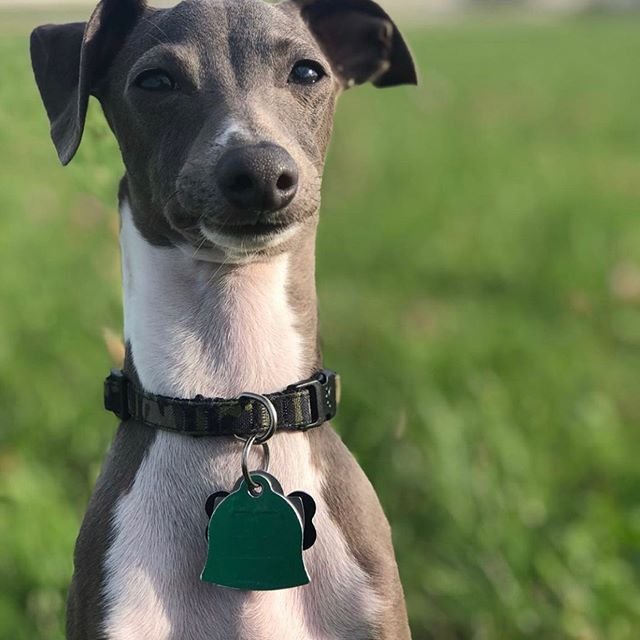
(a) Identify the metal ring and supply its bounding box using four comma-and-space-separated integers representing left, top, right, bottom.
239, 392, 278, 445
241, 435, 270, 496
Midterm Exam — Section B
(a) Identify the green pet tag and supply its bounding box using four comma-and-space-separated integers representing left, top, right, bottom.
201, 472, 311, 591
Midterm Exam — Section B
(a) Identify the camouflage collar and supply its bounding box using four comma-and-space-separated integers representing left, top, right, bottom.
104, 369, 339, 438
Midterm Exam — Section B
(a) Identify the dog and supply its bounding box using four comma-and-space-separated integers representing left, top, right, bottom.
31, 0, 417, 638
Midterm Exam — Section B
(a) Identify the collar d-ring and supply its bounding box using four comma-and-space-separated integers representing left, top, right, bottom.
239, 392, 278, 445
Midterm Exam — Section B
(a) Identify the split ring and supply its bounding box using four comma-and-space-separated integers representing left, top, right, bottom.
241, 436, 270, 495
237, 393, 278, 495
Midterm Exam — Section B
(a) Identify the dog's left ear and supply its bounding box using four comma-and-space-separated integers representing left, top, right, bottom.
30, 0, 146, 165
291, 0, 417, 88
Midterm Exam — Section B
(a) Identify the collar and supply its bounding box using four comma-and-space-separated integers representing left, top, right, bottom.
104, 369, 339, 438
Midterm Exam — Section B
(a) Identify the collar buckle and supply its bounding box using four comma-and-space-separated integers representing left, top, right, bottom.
294, 369, 339, 430
104, 369, 130, 421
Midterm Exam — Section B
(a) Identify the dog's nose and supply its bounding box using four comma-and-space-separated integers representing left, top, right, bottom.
216, 143, 299, 213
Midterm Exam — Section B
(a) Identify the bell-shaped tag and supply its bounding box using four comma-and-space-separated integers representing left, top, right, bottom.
201, 472, 310, 590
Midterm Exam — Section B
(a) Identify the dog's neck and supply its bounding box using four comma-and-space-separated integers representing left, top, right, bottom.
120, 200, 320, 399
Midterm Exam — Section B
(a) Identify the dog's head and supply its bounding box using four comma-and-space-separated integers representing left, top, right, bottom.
31, 0, 416, 259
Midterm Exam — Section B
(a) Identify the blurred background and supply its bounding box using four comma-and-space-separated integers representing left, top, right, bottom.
2, 0, 640, 638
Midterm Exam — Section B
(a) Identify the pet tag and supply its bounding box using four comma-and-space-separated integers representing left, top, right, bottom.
201, 472, 310, 590
204, 473, 317, 551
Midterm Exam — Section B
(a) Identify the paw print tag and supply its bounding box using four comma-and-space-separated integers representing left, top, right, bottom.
201, 472, 310, 590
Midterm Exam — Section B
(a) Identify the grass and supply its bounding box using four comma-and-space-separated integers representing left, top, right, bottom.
2, 10, 640, 640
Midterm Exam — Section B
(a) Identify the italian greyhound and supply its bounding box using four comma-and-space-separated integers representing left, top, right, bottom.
31, 0, 417, 638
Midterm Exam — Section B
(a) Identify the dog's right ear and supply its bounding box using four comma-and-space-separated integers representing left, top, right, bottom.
30, 0, 146, 165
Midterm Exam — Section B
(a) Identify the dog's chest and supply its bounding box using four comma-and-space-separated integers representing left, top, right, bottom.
102, 433, 381, 640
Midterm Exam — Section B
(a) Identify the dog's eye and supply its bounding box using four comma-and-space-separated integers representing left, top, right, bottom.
289, 60, 326, 86
134, 69, 178, 92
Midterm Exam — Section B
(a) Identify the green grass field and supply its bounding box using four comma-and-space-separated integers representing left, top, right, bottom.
2, 10, 640, 640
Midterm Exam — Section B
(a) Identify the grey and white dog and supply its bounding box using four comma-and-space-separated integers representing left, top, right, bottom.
31, 0, 417, 638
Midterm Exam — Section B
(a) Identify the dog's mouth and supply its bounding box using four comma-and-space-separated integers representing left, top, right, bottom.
199, 218, 301, 256
220, 220, 292, 237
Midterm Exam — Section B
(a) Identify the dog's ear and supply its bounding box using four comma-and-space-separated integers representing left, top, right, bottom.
30, 0, 146, 165
291, 0, 417, 89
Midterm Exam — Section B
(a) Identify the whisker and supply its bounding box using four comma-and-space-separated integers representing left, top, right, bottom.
164, 190, 179, 207
206, 249, 232, 288
140, 16, 170, 45
191, 234, 208, 258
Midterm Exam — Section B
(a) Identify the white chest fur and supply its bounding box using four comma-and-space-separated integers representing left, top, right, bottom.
102, 206, 381, 640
